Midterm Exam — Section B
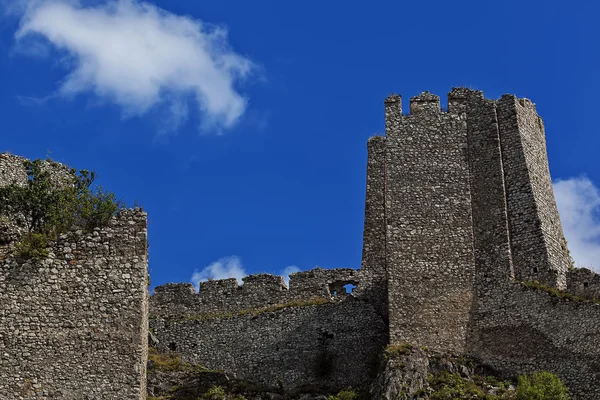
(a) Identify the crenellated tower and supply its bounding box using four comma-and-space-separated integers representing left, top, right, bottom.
361, 88, 572, 353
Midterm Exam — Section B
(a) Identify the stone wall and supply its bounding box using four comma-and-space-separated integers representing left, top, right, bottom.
359, 136, 388, 320
150, 299, 387, 392
567, 267, 600, 300
383, 91, 476, 354
0, 153, 73, 188
497, 96, 571, 288
468, 282, 600, 400
0, 153, 28, 187
151, 268, 358, 317
364, 88, 597, 397
0, 157, 149, 400
465, 90, 514, 289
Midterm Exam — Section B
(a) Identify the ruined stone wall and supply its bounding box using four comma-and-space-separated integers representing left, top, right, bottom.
0, 153, 73, 188
0, 153, 28, 186
150, 299, 387, 392
150, 269, 385, 392
497, 96, 571, 288
567, 267, 600, 300
151, 268, 358, 318
0, 158, 149, 400
384, 92, 476, 353
468, 282, 600, 400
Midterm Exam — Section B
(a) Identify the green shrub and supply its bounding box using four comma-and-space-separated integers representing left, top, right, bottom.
14, 232, 49, 260
328, 389, 358, 400
0, 159, 123, 261
202, 386, 226, 400
520, 280, 600, 304
429, 372, 487, 399
147, 347, 206, 373
516, 371, 570, 400
384, 342, 415, 359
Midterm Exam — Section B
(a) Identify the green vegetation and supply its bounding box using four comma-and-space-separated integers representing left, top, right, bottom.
200, 386, 246, 400
384, 342, 416, 360
147, 347, 208, 374
516, 371, 570, 400
520, 280, 600, 304
428, 371, 512, 400
14, 232, 49, 260
0, 159, 123, 260
426, 370, 570, 400
328, 388, 358, 400
202, 386, 226, 400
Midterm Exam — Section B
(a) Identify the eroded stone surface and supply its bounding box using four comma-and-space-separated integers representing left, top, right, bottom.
0, 157, 149, 400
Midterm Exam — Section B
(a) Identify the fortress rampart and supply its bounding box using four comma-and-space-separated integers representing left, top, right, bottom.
151, 268, 359, 317
149, 267, 388, 392
0, 155, 149, 400
362, 88, 599, 399
3, 87, 600, 399
150, 87, 600, 399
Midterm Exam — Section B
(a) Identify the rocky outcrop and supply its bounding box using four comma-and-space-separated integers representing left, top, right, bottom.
371, 344, 516, 400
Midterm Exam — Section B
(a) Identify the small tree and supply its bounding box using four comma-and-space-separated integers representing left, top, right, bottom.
516, 371, 570, 400
0, 159, 123, 260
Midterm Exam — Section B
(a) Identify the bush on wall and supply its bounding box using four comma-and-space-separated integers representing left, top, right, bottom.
0, 159, 123, 260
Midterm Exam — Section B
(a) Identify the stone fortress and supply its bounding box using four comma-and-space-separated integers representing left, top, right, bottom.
0, 87, 599, 399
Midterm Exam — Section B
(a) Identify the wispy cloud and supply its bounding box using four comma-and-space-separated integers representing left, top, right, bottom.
554, 176, 600, 271
12, 0, 254, 132
190, 257, 304, 291
282, 265, 300, 286
191, 256, 246, 291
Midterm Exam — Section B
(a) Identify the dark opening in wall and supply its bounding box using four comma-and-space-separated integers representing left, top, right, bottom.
168, 342, 177, 351
533, 267, 539, 273
315, 350, 334, 377
321, 331, 335, 340
328, 280, 359, 297
584, 282, 589, 288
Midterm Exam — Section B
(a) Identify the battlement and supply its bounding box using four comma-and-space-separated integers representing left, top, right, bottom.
383, 89, 543, 120
151, 267, 359, 317
409, 91, 441, 114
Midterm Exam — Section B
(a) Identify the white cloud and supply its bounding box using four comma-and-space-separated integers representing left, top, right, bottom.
190, 258, 304, 291
191, 256, 246, 291
282, 265, 300, 287
13, 0, 254, 132
554, 176, 600, 271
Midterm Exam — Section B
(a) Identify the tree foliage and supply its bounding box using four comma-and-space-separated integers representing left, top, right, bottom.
516, 371, 570, 400
0, 159, 123, 259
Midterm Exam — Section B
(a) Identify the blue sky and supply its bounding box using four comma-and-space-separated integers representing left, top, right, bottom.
1, 0, 599, 289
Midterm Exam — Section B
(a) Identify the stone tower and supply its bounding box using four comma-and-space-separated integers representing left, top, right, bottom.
0, 154, 149, 399
360, 88, 571, 353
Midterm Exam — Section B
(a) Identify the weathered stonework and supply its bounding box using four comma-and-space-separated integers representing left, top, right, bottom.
567, 267, 600, 299
0, 153, 73, 188
0, 156, 149, 400
150, 268, 386, 392
151, 299, 386, 391
4, 87, 600, 399
364, 88, 600, 399
469, 282, 600, 399
384, 90, 476, 354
